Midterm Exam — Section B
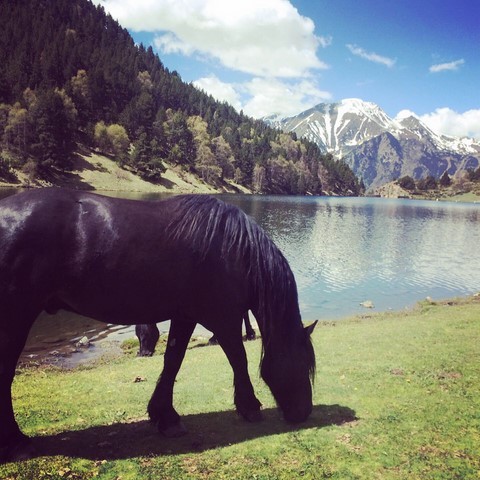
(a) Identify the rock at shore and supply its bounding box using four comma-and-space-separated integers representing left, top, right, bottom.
372, 182, 412, 199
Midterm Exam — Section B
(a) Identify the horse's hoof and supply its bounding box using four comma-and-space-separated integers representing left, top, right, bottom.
159, 421, 188, 438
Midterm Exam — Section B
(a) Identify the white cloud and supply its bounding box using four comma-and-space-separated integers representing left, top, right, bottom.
395, 109, 418, 121
419, 108, 480, 140
191, 73, 334, 122
94, 0, 329, 78
241, 77, 331, 118
193, 75, 242, 110
429, 59, 465, 73
346, 44, 396, 68
92, 0, 334, 118
193, 75, 331, 119
154, 32, 195, 56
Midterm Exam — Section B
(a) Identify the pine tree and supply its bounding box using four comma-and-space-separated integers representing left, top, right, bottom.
439, 171, 451, 187
29, 89, 76, 171
130, 129, 165, 181
164, 110, 196, 167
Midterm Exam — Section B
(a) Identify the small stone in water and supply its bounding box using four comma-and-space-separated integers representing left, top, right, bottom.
75, 336, 90, 348
360, 300, 374, 308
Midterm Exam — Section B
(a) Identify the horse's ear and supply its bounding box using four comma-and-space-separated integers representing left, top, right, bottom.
304, 320, 318, 337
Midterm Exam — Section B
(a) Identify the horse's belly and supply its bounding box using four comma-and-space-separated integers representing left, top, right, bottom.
60, 280, 183, 325
57, 247, 248, 325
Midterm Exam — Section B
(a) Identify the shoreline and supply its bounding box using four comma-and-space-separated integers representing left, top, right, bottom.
2, 150, 480, 202
18, 293, 479, 370
3, 182, 480, 205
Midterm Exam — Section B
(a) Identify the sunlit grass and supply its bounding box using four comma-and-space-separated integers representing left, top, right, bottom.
2, 296, 479, 479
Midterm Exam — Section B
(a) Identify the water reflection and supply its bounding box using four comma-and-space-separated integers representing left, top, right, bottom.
220, 195, 480, 319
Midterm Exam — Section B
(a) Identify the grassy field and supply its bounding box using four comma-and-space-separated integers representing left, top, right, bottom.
2, 296, 479, 479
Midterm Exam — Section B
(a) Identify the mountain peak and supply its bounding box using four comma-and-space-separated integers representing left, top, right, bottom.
398, 114, 427, 132
285, 98, 399, 156
309, 98, 383, 116
339, 98, 379, 111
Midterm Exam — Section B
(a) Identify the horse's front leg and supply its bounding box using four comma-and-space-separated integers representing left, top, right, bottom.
0, 311, 37, 462
214, 322, 262, 422
147, 318, 195, 437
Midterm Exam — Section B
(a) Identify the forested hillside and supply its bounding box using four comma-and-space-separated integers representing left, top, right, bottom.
0, 0, 361, 195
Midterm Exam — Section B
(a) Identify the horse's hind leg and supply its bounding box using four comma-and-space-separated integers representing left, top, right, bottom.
0, 309, 37, 462
148, 318, 195, 437
243, 311, 256, 341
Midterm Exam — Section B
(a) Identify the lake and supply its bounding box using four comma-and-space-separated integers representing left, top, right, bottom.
1, 189, 479, 364
219, 194, 480, 319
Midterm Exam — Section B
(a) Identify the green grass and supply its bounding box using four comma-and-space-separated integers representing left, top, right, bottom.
2, 296, 480, 479
442, 191, 480, 203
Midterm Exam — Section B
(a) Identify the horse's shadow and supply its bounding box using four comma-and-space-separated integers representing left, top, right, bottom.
30, 404, 357, 460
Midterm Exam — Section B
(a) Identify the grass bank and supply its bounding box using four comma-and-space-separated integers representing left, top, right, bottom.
0, 151, 251, 195
2, 296, 480, 479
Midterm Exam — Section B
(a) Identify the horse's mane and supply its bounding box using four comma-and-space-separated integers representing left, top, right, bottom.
165, 195, 300, 345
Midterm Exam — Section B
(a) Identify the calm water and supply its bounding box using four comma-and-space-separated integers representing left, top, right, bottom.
1, 189, 479, 363
218, 194, 480, 319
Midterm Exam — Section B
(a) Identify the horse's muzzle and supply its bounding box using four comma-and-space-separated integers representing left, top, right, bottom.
283, 403, 312, 423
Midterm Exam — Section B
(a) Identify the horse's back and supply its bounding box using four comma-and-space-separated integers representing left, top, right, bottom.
0, 189, 80, 301
0, 189, 252, 325
0, 188, 87, 253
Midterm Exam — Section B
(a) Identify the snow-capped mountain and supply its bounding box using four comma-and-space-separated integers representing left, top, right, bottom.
267, 99, 480, 189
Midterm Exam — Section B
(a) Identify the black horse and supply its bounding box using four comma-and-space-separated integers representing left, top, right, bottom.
0, 188, 316, 460
136, 311, 256, 356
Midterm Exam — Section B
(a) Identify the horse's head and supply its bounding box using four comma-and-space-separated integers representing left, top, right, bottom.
261, 321, 317, 423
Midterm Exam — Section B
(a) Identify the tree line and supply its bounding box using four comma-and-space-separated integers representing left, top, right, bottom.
0, 0, 361, 195
397, 168, 480, 192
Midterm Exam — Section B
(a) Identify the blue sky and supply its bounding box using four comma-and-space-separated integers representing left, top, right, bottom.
93, 0, 480, 139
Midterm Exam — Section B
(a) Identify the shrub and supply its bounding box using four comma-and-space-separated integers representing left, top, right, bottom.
397, 175, 416, 191
417, 175, 437, 191
439, 171, 452, 187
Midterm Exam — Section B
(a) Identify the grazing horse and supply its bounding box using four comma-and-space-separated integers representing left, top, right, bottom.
136, 311, 256, 356
0, 188, 316, 460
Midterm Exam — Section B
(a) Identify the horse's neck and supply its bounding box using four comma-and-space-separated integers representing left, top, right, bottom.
255, 298, 302, 348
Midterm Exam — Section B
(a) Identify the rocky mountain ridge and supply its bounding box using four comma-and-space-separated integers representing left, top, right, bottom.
267, 99, 480, 189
